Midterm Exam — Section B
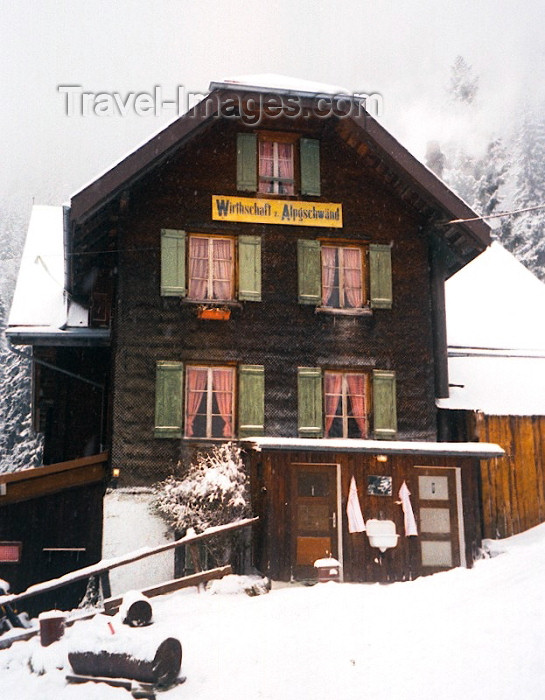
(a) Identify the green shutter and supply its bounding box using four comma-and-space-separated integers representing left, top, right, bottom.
161, 229, 186, 296
298, 367, 323, 437
237, 133, 257, 192
238, 365, 265, 437
300, 138, 321, 196
372, 370, 397, 439
238, 235, 262, 301
298, 239, 321, 305
155, 361, 184, 438
369, 243, 393, 309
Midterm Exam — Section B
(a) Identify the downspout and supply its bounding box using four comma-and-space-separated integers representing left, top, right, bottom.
429, 234, 450, 400
62, 204, 71, 294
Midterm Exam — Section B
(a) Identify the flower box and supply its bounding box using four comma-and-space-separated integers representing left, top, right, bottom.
197, 307, 231, 320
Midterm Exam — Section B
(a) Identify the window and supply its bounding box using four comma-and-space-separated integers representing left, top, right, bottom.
155, 362, 264, 439
237, 133, 321, 196
258, 138, 295, 195
324, 371, 369, 438
298, 240, 392, 311
161, 230, 261, 302
188, 235, 234, 301
0, 542, 22, 564
321, 245, 364, 309
298, 367, 397, 439
185, 366, 235, 438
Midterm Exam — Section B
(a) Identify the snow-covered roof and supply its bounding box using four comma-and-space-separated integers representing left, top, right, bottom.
443, 242, 545, 415
439, 354, 545, 415
241, 436, 504, 458
7, 205, 109, 346
209, 73, 351, 97
446, 241, 545, 351
8, 206, 67, 328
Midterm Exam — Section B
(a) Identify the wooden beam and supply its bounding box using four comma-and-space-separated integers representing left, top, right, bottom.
103, 565, 233, 615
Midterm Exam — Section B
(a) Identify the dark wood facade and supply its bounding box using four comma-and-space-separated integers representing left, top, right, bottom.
242, 441, 500, 582
0, 454, 109, 615
9, 82, 501, 583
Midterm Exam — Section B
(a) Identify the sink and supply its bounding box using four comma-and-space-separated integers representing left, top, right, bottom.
365, 519, 400, 552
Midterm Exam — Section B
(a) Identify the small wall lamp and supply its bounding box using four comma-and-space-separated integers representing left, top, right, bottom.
375, 455, 388, 463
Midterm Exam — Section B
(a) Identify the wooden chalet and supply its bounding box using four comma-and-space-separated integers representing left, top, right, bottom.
7, 75, 504, 584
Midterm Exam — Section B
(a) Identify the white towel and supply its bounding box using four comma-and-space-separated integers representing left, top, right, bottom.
399, 480, 418, 536
346, 476, 366, 533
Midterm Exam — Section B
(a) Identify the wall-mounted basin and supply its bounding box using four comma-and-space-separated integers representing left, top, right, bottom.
365, 519, 399, 552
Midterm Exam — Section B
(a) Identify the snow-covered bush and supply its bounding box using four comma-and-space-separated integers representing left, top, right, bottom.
152, 442, 252, 566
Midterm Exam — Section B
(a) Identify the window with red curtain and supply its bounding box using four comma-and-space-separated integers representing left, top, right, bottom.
185, 366, 235, 438
324, 371, 368, 438
188, 236, 234, 301
321, 245, 364, 308
258, 139, 295, 195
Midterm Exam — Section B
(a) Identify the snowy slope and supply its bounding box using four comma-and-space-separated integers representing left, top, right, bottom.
2, 522, 545, 699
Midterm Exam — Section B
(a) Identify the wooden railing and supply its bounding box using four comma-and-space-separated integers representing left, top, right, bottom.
0, 517, 258, 609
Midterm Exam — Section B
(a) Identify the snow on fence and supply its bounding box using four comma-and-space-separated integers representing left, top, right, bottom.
0, 517, 258, 609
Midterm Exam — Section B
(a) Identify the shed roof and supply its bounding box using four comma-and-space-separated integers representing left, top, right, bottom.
6, 205, 110, 346
241, 436, 504, 458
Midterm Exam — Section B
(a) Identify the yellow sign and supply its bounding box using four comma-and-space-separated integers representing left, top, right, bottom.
212, 195, 343, 228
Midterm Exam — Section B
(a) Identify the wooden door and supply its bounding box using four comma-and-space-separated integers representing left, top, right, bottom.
291, 465, 338, 580
416, 468, 462, 572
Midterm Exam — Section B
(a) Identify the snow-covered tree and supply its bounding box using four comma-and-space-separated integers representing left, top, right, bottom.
152, 442, 252, 565
449, 55, 479, 106
506, 109, 545, 279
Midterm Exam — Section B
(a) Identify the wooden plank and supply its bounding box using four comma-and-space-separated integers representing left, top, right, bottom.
0, 464, 107, 505
103, 565, 232, 615
0, 453, 109, 485
0, 518, 258, 608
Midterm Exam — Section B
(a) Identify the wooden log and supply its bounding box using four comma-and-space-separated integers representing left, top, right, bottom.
69, 636, 182, 687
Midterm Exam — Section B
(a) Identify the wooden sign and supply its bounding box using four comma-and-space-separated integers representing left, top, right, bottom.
212, 195, 343, 228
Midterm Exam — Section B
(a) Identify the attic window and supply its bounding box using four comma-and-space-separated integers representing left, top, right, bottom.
258, 136, 295, 195
0, 542, 22, 563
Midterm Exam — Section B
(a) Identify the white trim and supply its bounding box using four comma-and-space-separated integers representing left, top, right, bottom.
242, 436, 504, 458
415, 465, 467, 568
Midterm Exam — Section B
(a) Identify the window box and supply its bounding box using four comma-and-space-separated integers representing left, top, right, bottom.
197, 305, 231, 320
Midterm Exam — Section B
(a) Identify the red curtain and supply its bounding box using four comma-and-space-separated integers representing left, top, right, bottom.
185, 367, 208, 436
343, 248, 363, 308
188, 237, 209, 299
277, 143, 294, 194
213, 368, 234, 437
324, 372, 342, 437
212, 239, 232, 300
346, 373, 367, 436
321, 247, 337, 306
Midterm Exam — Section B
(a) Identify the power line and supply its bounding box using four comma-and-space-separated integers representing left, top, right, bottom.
446, 203, 545, 225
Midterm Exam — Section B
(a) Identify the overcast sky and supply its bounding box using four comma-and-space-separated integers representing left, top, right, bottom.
2, 0, 544, 215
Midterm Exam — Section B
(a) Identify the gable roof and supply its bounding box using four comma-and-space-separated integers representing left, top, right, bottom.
438, 242, 545, 415
69, 75, 491, 271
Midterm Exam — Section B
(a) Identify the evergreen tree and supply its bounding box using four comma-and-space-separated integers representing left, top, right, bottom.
449, 55, 479, 106
508, 108, 545, 280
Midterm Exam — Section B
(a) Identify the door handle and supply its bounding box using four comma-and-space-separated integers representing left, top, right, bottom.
331, 512, 337, 529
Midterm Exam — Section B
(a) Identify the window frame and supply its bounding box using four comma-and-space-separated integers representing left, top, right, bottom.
184, 364, 236, 439
187, 234, 236, 303
257, 131, 300, 197
320, 243, 367, 311
324, 369, 370, 439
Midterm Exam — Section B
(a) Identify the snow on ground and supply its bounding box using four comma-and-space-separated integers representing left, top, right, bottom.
2, 523, 545, 699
